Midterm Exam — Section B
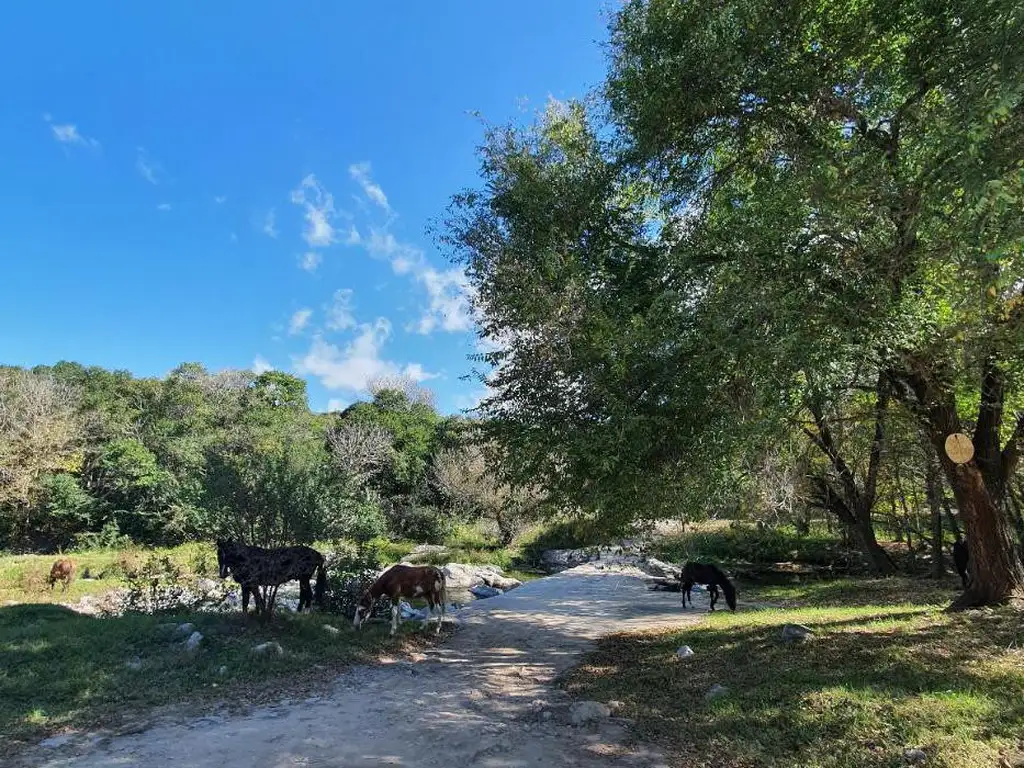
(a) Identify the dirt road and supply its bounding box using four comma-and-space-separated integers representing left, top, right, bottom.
22, 562, 701, 768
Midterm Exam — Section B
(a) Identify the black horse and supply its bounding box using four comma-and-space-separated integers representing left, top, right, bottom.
216, 539, 327, 616
952, 539, 970, 589
680, 562, 737, 612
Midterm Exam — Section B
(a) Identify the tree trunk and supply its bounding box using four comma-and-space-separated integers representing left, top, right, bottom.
801, 376, 895, 575
810, 475, 896, 575
894, 361, 1024, 607
925, 455, 945, 579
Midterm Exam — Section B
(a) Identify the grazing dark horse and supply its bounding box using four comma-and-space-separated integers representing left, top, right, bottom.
216, 539, 327, 616
680, 562, 737, 612
952, 539, 970, 589
354, 564, 447, 636
47, 558, 75, 593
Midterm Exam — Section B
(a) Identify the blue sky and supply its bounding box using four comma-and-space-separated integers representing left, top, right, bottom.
0, 3, 610, 414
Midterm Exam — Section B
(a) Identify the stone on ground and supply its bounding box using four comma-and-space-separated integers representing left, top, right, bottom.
676, 645, 695, 659
252, 641, 284, 656
781, 623, 815, 643
569, 700, 611, 725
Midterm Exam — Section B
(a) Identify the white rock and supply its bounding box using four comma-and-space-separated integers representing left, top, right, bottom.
217, 665, 228, 676
705, 684, 729, 700
470, 584, 502, 599
904, 748, 927, 764
322, 624, 340, 635
569, 700, 611, 725
252, 641, 284, 656
175, 622, 195, 635
676, 645, 695, 659
644, 558, 681, 579
39, 734, 73, 749
781, 624, 815, 643
184, 631, 203, 652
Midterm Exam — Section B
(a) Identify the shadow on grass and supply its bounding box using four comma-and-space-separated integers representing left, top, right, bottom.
0, 602, 422, 754
563, 600, 1024, 768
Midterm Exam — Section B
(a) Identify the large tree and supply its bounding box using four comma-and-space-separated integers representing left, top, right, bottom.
448, 0, 1024, 604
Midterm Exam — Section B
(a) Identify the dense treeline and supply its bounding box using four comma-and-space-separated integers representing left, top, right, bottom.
0, 361, 525, 552
447, 0, 1024, 605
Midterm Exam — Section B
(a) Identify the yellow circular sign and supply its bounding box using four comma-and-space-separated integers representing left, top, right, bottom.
945, 433, 975, 465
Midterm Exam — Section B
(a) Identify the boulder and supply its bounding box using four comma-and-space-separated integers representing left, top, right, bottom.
781, 624, 815, 643
402, 544, 450, 563
569, 700, 611, 725
400, 601, 430, 621
442, 563, 507, 590
644, 558, 681, 580
539, 549, 593, 572
184, 631, 203, 652
175, 622, 195, 636
705, 684, 729, 701
252, 641, 284, 656
470, 584, 502, 599
322, 624, 340, 635
676, 645, 695, 660
903, 748, 927, 764
482, 574, 522, 591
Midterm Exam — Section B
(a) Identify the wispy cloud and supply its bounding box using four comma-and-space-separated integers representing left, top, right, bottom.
299, 251, 322, 272
263, 209, 279, 238
214, 196, 227, 204
289, 308, 313, 335
135, 147, 161, 184
294, 319, 434, 394
326, 398, 348, 413
325, 289, 356, 331
290, 174, 337, 247
253, 356, 274, 374
44, 114, 100, 149
348, 162, 391, 213
364, 228, 474, 334
156, 203, 172, 212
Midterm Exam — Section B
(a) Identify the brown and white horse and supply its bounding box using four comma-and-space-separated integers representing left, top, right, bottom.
353, 564, 447, 636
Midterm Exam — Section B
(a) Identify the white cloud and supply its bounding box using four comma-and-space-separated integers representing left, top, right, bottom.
214, 196, 227, 204
48, 120, 100, 149
288, 308, 313, 335
294, 319, 434, 393
344, 225, 361, 245
156, 203, 172, 211
402, 362, 439, 382
325, 289, 356, 331
414, 266, 474, 334
252, 356, 274, 374
299, 251, 322, 272
326, 398, 347, 413
135, 147, 160, 184
290, 174, 337, 247
348, 162, 391, 212
263, 209, 279, 238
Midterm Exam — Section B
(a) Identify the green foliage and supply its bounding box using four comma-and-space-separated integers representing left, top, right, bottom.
31, 474, 94, 549
652, 524, 846, 568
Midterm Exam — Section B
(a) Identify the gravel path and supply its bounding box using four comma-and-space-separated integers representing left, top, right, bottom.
20, 561, 703, 768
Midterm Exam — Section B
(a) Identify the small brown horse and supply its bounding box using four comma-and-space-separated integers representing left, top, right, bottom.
353, 564, 447, 636
48, 558, 76, 593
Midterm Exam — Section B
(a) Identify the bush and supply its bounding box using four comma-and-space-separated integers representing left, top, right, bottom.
322, 539, 391, 619
385, 500, 455, 544
73, 520, 132, 552
652, 523, 843, 566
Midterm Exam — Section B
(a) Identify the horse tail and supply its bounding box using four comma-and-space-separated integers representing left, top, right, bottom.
314, 557, 328, 608
713, 565, 737, 611
438, 566, 448, 607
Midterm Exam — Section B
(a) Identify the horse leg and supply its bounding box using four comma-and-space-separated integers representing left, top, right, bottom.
390, 598, 400, 636
299, 577, 311, 612
681, 580, 692, 608
709, 584, 718, 612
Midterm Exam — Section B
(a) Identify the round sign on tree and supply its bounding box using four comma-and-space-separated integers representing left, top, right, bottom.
945, 433, 975, 465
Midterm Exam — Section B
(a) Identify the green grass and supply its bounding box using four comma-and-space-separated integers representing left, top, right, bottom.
562, 578, 1024, 768
0, 543, 215, 606
0, 602, 434, 754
